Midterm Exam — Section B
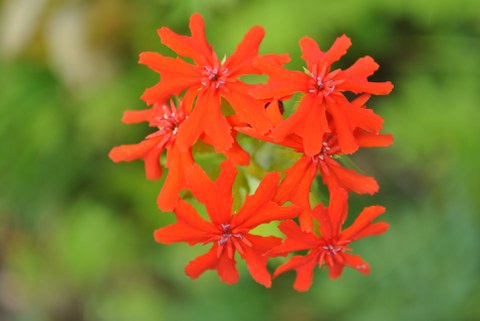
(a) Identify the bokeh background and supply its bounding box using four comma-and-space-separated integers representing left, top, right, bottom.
1, 0, 479, 320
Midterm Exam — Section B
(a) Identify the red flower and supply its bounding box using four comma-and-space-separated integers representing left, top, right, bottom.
251, 35, 393, 155
154, 161, 300, 287
109, 98, 250, 211
272, 188, 389, 292
276, 129, 392, 230
109, 99, 194, 211
139, 13, 272, 153
238, 95, 393, 231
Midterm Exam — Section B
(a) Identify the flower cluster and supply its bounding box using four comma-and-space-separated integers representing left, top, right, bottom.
109, 13, 393, 291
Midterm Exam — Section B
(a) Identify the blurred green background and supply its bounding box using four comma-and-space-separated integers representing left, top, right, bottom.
1, 0, 479, 320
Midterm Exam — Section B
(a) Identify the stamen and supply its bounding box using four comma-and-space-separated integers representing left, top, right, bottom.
317, 78, 324, 88
324, 84, 335, 97
148, 102, 186, 145
322, 244, 342, 255
310, 73, 336, 96
216, 223, 246, 257
221, 223, 230, 230
201, 65, 228, 89
215, 80, 226, 89
316, 141, 332, 162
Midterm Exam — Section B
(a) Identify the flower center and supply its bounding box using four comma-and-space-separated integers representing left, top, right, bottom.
146, 102, 186, 145
216, 223, 252, 258
318, 240, 351, 268
218, 223, 242, 246
317, 141, 331, 161
201, 66, 229, 90
309, 76, 335, 96
154, 114, 180, 133
312, 137, 341, 163
322, 243, 343, 256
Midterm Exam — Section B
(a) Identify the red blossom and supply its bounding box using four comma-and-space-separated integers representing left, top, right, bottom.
110, 15, 394, 291
251, 35, 393, 156
139, 13, 273, 153
109, 99, 194, 211
238, 96, 393, 231
275, 129, 392, 230
272, 188, 389, 292
109, 98, 250, 211
154, 161, 301, 287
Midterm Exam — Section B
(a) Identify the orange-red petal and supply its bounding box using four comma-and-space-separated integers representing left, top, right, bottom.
328, 262, 345, 279
139, 52, 199, 77
318, 35, 352, 70
186, 161, 235, 225
185, 245, 240, 284
222, 82, 272, 135
141, 77, 199, 105
121, 109, 153, 124
109, 137, 165, 180
272, 94, 319, 143
201, 92, 234, 152
343, 253, 370, 275
225, 26, 265, 77
325, 187, 349, 238
188, 13, 214, 66
323, 157, 379, 195
355, 131, 393, 148
143, 144, 164, 179
223, 140, 250, 165
271, 220, 321, 255
109, 138, 159, 163
274, 252, 318, 292
157, 144, 193, 211
337, 56, 393, 95
154, 200, 213, 245
232, 172, 280, 227
296, 97, 329, 156
250, 56, 307, 99
185, 246, 218, 279
157, 14, 213, 67
326, 96, 358, 154
240, 236, 279, 287
299, 35, 351, 76
275, 156, 317, 216
175, 95, 208, 152
341, 205, 388, 241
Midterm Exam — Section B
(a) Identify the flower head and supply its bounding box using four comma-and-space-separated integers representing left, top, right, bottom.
154, 161, 301, 287
238, 95, 392, 231
139, 13, 273, 153
109, 96, 250, 211
251, 35, 393, 156
272, 188, 389, 291
109, 98, 194, 211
